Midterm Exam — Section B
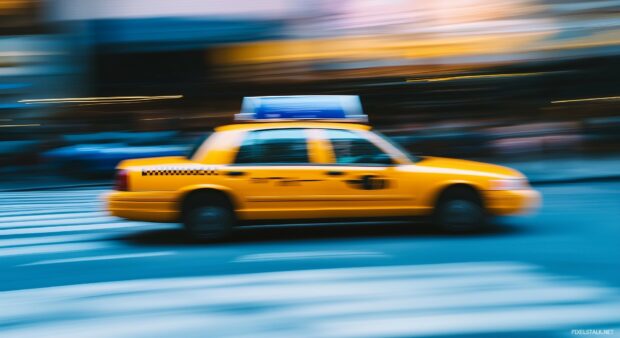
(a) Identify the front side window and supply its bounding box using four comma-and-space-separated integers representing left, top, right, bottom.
234, 128, 310, 164
324, 129, 393, 165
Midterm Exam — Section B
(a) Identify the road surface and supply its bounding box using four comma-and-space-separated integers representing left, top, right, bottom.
0, 182, 619, 337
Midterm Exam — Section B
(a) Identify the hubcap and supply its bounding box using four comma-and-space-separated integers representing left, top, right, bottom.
442, 199, 481, 229
190, 206, 228, 238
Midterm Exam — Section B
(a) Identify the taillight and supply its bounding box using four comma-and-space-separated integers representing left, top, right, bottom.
115, 169, 129, 191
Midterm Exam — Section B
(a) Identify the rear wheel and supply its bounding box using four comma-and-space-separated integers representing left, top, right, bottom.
434, 187, 486, 233
182, 193, 234, 241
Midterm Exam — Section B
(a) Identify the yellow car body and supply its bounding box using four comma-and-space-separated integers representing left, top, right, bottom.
107, 121, 541, 225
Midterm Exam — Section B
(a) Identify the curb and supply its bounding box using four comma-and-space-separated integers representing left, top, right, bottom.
530, 175, 620, 185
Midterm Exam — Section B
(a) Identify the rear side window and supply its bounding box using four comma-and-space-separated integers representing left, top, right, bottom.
234, 129, 310, 164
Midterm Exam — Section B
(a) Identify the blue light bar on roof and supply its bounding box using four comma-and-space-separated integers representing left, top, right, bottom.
235, 95, 367, 122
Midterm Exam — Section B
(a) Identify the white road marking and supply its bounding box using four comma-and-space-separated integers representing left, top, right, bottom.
0, 242, 109, 257
0, 189, 166, 258
0, 190, 109, 198
318, 303, 620, 338
20, 251, 174, 266
0, 233, 111, 248
0, 209, 101, 218
234, 250, 389, 262
0, 211, 105, 223
0, 262, 620, 338
0, 222, 153, 236
0, 216, 117, 229
0, 203, 101, 210
276, 285, 613, 318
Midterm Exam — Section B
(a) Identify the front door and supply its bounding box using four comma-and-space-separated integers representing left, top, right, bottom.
313, 128, 416, 218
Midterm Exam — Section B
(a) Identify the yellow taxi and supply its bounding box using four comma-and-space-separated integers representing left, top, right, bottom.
107, 95, 540, 240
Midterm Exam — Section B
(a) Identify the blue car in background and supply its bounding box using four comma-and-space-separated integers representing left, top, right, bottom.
42, 131, 194, 177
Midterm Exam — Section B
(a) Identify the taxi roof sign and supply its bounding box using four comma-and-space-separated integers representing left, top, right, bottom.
235, 95, 367, 122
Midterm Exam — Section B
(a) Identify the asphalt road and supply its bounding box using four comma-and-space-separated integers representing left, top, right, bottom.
0, 182, 619, 337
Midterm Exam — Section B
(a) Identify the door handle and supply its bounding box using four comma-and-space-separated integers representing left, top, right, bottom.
226, 171, 246, 177
326, 170, 345, 176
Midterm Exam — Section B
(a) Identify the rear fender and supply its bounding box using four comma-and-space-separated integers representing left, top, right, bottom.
177, 184, 240, 210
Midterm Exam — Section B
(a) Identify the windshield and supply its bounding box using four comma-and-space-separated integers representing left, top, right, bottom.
373, 130, 421, 163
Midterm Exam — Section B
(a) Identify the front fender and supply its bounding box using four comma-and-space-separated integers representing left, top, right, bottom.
420, 179, 487, 209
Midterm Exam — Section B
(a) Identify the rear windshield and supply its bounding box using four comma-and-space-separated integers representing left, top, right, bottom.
186, 133, 211, 159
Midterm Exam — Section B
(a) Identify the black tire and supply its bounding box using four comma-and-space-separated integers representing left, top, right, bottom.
433, 186, 486, 233
182, 192, 234, 241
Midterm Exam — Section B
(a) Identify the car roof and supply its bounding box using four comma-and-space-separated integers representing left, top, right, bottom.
215, 122, 372, 132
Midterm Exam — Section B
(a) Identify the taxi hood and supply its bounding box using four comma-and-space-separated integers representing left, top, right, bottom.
116, 156, 191, 169
416, 156, 524, 179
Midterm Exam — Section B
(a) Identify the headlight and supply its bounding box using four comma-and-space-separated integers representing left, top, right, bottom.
490, 178, 529, 190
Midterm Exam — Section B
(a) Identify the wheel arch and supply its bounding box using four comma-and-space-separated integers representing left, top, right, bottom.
178, 184, 239, 214
430, 181, 485, 209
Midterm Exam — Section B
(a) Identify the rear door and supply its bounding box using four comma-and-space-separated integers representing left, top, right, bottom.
223, 128, 332, 220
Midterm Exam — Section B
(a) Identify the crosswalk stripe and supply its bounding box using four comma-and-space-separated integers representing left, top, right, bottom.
0, 192, 107, 198
234, 250, 389, 262
0, 222, 152, 236
0, 209, 102, 218
0, 242, 110, 257
0, 190, 109, 196
318, 303, 620, 338
0, 262, 619, 338
0, 198, 101, 202
0, 212, 105, 223
0, 216, 122, 229
0, 233, 119, 248
280, 285, 611, 318
0, 196, 104, 202
0, 193, 106, 198
21, 251, 175, 266
0, 188, 169, 260
0, 203, 101, 210
0, 233, 113, 248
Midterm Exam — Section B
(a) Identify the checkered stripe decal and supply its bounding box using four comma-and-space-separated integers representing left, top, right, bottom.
141, 167, 219, 176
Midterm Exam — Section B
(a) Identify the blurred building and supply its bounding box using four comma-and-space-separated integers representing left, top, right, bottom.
0, 0, 77, 134
0, 0, 618, 155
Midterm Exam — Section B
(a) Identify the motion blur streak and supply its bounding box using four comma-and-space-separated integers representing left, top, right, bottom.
1, 0, 620, 337
1, 262, 620, 338
406, 72, 545, 83
21, 251, 174, 266
19, 95, 183, 104
0, 123, 40, 127
551, 96, 620, 104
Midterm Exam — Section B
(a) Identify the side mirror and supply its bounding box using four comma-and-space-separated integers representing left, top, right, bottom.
371, 153, 395, 165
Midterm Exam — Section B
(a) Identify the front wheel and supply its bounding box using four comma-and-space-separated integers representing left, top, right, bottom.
433, 187, 486, 233
182, 195, 234, 241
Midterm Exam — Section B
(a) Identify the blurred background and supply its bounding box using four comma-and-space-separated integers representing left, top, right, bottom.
1, 2, 620, 337
1, 0, 619, 180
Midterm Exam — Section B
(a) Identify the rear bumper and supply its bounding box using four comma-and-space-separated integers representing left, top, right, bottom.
484, 189, 541, 216
106, 191, 180, 222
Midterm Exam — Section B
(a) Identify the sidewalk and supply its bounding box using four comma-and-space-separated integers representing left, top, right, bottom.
0, 155, 619, 191
493, 155, 620, 184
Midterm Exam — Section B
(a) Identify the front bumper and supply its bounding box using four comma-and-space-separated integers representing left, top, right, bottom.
484, 189, 541, 216
106, 191, 180, 222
